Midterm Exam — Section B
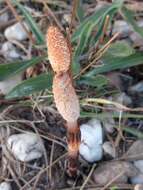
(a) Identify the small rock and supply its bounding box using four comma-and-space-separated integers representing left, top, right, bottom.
0, 72, 23, 95
119, 39, 132, 47
134, 160, 143, 173
108, 92, 132, 114
103, 141, 116, 158
112, 20, 133, 38
93, 161, 138, 185
134, 184, 143, 190
94, 1, 107, 12
62, 14, 71, 24
129, 21, 143, 47
106, 72, 122, 90
138, 21, 143, 28
102, 117, 115, 134
4, 22, 30, 41
129, 81, 143, 94
1, 41, 20, 59
7, 133, 44, 162
130, 32, 142, 42
79, 119, 103, 162
109, 92, 132, 106
0, 12, 8, 25
130, 160, 143, 184
0, 182, 11, 190
124, 140, 143, 161
131, 173, 143, 184
130, 32, 143, 47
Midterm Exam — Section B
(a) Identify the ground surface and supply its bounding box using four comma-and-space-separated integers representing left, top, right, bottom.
0, 0, 143, 190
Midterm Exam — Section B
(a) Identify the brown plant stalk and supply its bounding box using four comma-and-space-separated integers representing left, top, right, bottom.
46, 26, 81, 173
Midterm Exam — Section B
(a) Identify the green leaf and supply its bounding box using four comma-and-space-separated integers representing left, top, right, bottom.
72, 59, 81, 76
79, 75, 107, 87
121, 6, 143, 38
110, 187, 118, 190
0, 56, 45, 81
74, 22, 92, 58
73, 22, 92, 75
71, 0, 123, 42
81, 112, 143, 119
6, 73, 53, 99
84, 51, 143, 77
76, 0, 84, 23
102, 42, 134, 60
14, 0, 45, 44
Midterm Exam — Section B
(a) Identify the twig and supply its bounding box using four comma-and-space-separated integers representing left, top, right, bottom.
74, 30, 121, 79
20, 153, 67, 190
32, 165, 45, 190
5, 0, 34, 42
93, 30, 121, 58
49, 140, 55, 182
9, 39, 29, 55
73, 45, 109, 79
80, 164, 96, 190
100, 171, 125, 190
42, 0, 64, 32
8, 164, 22, 189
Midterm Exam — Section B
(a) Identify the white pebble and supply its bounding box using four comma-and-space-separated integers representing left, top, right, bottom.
0, 72, 23, 95
0, 182, 11, 190
63, 14, 71, 24
4, 22, 30, 41
79, 119, 103, 162
103, 141, 116, 158
134, 184, 143, 190
112, 20, 133, 38
7, 133, 43, 162
1, 42, 20, 59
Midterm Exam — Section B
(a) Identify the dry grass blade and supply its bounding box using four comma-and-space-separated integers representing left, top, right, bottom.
73, 30, 121, 79
69, 0, 78, 32
83, 98, 143, 112
49, 141, 55, 182
100, 170, 125, 190
29, 122, 49, 182
5, 0, 34, 42
93, 30, 121, 58
99, 15, 109, 44
9, 39, 29, 55
73, 46, 109, 79
8, 164, 22, 188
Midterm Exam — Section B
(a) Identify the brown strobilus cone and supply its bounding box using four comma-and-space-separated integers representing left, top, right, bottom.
46, 26, 81, 173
